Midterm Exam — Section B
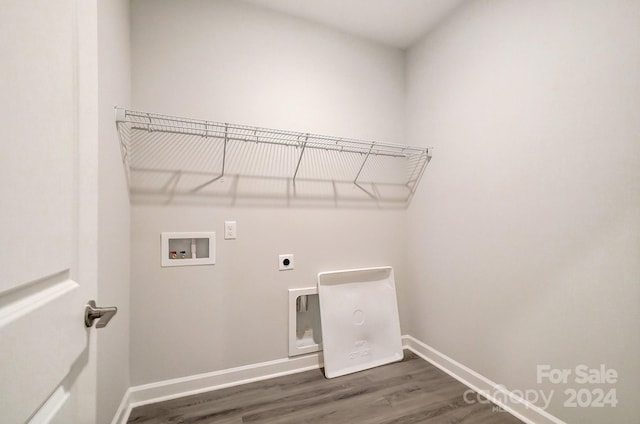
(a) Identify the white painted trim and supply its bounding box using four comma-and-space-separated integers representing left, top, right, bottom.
29, 385, 70, 424
110, 388, 131, 424
113, 335, 568, 424
402, 335, 567, 424
114, 352, 322, 424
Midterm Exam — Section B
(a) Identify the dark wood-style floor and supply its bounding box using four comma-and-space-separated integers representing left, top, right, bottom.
127, 351, 523, 424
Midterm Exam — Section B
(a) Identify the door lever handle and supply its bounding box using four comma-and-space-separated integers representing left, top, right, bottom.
85, 300, 118, 328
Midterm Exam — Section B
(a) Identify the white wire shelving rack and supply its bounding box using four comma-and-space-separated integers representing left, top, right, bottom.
115, 108, 432, 205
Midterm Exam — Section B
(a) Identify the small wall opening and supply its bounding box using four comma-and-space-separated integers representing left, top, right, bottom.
289, 288, 322, 356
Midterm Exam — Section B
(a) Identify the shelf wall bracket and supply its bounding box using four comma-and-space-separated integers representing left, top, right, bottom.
221, 123, 228, 180
114, 107, 131, 187
408, 151, 431, 194
190, 123, 228, 192
352, 143, 375, 197
292, 134, 309, 186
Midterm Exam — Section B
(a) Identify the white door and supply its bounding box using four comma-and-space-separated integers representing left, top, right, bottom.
0, 0, 100, 422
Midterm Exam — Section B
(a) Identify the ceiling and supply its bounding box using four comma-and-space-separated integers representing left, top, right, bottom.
240, 0, 466, 49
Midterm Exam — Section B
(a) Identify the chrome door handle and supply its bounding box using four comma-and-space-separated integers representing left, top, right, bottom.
84, 300, 118, 328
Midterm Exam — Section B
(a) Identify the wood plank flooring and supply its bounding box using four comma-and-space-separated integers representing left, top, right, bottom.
127, 351, 523, 424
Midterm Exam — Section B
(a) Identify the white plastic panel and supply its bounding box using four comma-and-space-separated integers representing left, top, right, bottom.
317, 266, 403, 378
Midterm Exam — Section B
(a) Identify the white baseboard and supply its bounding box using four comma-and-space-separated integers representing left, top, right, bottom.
402, 335, 566, 424
113, 335, 567, 424
113, 352, 322, 424
110, 389, 131, 424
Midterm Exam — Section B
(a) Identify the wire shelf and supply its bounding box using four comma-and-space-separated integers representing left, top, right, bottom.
115, 108, 432, 206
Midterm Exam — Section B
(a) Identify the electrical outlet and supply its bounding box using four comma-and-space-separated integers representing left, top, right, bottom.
224, 221, 237, 240
279, 254, 294, 271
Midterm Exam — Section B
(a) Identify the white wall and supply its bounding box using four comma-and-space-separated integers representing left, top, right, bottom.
405, 1, 640, 423
97, 0, 131, 422
129, 0, 407, 385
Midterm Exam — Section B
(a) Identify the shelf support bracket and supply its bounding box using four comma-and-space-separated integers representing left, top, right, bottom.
114, 115, 131, 187
292, 134, 308, 186
190, 123, 228, 192
354, 143, 374, 184
406, 151, 431, 194
221, 123, 228, 180
352, 143, 377, 199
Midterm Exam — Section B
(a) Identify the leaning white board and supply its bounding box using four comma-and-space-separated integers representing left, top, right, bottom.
317, 266, 403, 378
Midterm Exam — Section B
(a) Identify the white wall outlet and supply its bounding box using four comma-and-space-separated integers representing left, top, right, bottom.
279, 254, 294, 271
224, 220, 237, 240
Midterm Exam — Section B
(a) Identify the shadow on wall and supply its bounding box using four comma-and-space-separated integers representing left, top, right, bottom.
116, 109, 431, 209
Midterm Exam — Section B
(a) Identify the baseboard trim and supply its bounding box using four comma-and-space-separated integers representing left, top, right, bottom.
110, 388, 131, 424
114, 352, 323, 424
402, 335, 566, 424
113, 336, 567, 424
